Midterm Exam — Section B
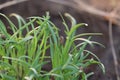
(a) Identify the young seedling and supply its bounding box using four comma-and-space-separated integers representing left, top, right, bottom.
0, 12, 105, 80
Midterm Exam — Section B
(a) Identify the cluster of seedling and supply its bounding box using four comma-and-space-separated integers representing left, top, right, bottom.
0, 12, 105, 80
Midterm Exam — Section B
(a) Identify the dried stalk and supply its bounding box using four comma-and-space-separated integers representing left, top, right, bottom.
108, 20, 120, 80
0, 0, 28, 10
49, 0, 120, 26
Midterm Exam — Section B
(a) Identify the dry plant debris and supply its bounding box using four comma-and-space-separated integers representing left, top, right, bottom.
49, 0, 120, 26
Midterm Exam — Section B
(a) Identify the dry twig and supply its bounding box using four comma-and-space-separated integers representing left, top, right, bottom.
0, 0, 28, 10
108, 19, 120, 80
49, 0, 120, 26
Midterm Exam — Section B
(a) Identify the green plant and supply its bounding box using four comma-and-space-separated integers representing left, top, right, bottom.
0, 12, 105, 80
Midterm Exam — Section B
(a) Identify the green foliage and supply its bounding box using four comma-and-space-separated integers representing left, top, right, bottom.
0, 12, 105, 80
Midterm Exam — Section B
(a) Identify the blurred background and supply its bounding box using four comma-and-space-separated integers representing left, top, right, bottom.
0, 0, 120, 80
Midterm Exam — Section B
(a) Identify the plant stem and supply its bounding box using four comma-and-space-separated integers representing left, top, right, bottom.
108, 20, 120, 80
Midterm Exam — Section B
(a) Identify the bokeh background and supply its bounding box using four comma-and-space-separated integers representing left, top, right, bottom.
0, 0, 120, 80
